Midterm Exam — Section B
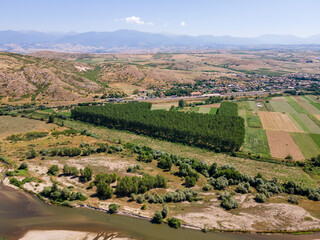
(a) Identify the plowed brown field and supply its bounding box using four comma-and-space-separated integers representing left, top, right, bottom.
258, 111, 301, 132
266, 130, 304, 160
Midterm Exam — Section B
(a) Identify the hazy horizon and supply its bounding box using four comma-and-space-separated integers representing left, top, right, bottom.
1, 0, 320, 38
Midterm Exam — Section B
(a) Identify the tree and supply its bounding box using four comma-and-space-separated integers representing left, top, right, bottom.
108, 204, 120, 214
185, 176, 196, 187
47, 165, 59, 176
157, 157, 172, 171
167, 217, 181, 229
152, 211, 163, 224
96, 182, 114, 199
48, 115, 55, 123
161, 204, 169, 218
178, 99, 185, 108
82, 167, 93, 182
19, 162, 28, 170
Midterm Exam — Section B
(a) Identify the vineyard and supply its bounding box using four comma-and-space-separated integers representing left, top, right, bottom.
71, 102, 245, 151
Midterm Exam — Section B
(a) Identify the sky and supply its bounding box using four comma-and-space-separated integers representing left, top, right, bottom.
1, 0, 320, 37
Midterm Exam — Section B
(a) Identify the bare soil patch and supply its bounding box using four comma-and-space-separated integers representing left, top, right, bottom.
258, 111, 301, 132
266, 130, 304, 160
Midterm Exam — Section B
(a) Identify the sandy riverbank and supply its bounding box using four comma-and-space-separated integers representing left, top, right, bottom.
19, 230, 131, 240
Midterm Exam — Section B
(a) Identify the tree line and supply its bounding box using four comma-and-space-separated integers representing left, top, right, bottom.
71, 102, 245, 151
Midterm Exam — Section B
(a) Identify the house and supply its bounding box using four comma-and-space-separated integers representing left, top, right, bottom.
190, 92, 202, 97
139, 89, 148, 93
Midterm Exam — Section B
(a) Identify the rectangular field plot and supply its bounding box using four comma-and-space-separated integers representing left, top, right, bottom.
291, 133, 320, 159
303, 96, 320, 111
249, 101, 259, 111
198, 107, 211, 114
285, 96, 308, 114
242, 128, 270, 157
258, 111, 301, 132
310, 134, 320, 149
266, 130, 304, 160
294, 96, 320, 115
209, 107, 218, 115
296, 113, 320, 134
269, 100, 296, 113
246, 111, 262, 128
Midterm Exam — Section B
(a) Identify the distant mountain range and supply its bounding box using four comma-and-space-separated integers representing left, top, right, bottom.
1, 30, 320, 53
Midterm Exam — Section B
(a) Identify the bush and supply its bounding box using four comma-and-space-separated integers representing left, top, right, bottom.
81, 167, 93, 182
108, 204, 120, 214
47, 165, 59, 176
161, 204, 169, 218
152, 211, 163, 224
202, 184, 212, 192
141, 204, 147, 210
185, 176, 196, 187
288, 195, 299, 204
167, 217, 181, 229
96, 182, 114, 199
255, 193, 267, 203
26, 149, 37, 159
220, 195, 238, 210
235, 182, 250, 194
19, 162, 28, 170
63, 165, 79, 176
210, 176, 229, 190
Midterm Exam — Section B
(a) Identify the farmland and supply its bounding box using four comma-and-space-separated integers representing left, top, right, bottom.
239, 95, 320, 161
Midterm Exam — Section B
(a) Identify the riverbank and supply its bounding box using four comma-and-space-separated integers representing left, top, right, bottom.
19, 230, 131, 240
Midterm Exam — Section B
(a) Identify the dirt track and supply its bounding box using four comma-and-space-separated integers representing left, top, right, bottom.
266, 130, 304, 160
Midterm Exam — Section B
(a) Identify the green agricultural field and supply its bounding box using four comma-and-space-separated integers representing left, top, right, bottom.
246, 111, 262, 128
237, 101, 251, 111
189, 107, 200, 112
198, 107, 211, 114
297, 96, 320, 115
290, 113, 310, 132
269, 100, 296, 113
209, 107, 218, 115
285, 96, 308, 114
249, 101, 259, 111
296, 113, 320, 134
264, 101, 274, 112
291, 132, 320, 159
238, 110, 248, 127
303, 96, 320, 111
242, 127, 270, 157
310, 134, 320, 149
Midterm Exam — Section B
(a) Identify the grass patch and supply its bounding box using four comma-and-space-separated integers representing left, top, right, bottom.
237, 101, 251, 111
286, 97, 307, 114
189, 107, 200, 113
309, 134, 320, 149
198, 107, 210, 114
40, 108, 55, 113
209, 107, 218, 115
242, 128, 271, 157
291, 133, 320, 159
248, 101, 258, 111
270, 100, 296, 113
246, 111, 262, 128
290, 113, 310, 132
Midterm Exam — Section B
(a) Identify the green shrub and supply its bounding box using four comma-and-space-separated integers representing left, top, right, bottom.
47, 165, 59, 176
109, 204, 120, 214
167, 217, 181, 229
152, 211, 163, 224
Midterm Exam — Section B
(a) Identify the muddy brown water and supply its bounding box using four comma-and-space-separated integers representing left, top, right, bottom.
1, 183, 320, 240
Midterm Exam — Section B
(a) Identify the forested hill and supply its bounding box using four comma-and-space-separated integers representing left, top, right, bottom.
71, 102, 245, 151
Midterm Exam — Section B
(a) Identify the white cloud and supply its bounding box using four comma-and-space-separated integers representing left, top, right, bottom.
180, 21, 186, 27
124, 16, 153, 25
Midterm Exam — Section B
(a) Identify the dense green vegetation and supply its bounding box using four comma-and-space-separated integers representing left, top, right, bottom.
71, 102, 245, 151
217, 102, 238, 116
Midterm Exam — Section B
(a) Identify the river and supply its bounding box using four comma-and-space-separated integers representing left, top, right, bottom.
1, 183, 320, 240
